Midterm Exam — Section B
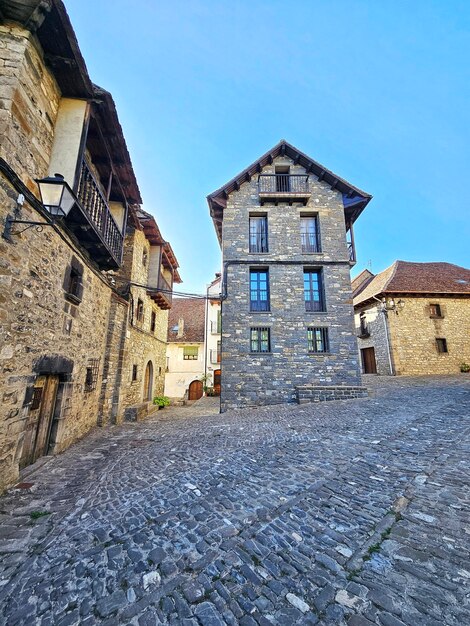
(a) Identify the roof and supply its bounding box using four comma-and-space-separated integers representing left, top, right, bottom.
1, 1, 141, 205
135, 208, 182, 283
167, 298, 205, 343
351, 269, 375, 298
354, 261, 470, 306
207, 139, 372, 244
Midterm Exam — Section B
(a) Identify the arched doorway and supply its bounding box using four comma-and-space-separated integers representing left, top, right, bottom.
143, 361, 153, 401
188, 379, 203, 401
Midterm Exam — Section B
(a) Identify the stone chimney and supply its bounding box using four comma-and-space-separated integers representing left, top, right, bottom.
177, 317, 184, 338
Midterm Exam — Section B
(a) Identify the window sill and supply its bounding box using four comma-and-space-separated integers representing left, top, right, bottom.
308, 352, 332, 356
64, 292, 82, 305
249, 352, 272, 355
249, 309, 271, 314
305, 310, 328, 315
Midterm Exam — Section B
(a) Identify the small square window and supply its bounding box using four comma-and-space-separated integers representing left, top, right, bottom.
436, 338, 448, 354
308, 327, 329, 353
63, 257, 84, 304
250, 327, 271, 353
429, 304, 442, 318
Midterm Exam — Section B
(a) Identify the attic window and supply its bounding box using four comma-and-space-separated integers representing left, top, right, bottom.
429, 304, 443, 318
456, 279, 468, 284
171, 325, 179, 333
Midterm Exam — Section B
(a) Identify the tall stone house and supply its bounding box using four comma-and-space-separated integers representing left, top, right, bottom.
207, 140, 372, 411
353, 261, 470, 376
165, 298, 206, 401
204, 273, 222, 397
0, 0, 180, 492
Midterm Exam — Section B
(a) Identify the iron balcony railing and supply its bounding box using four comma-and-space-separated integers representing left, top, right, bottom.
348, 241, 356, 263
77, 159, 123, 264
210, 320, 221, 334
301, 232, 321, 253
258, 174, 309, 194
210, 349, 221, 363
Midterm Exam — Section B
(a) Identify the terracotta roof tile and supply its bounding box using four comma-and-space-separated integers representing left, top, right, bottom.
354, 261, 470, 306
167, 298, 205, 343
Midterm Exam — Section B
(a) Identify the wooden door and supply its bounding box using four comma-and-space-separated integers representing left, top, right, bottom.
188, 380, 203, 400
21, 375, 59, 469
213, 370, 221, 397
143, 361, 153, 401
361, 347, 377, 374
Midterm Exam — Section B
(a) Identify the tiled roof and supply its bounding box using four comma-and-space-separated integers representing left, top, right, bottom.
167, 298, 205, 343
351, 269, 375, 298
354, 261, 470, 306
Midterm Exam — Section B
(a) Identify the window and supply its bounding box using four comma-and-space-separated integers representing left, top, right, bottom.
142, 249, 148, 266
136, 299, 144, 322
436, 338, 448, 354
84, 358, 100, 392
275, 166, 290, 192
304, 269, 325, 312
250, 327, 271, 353
63, 257, 84, 304
183, 346, 198, 360
307, 327, 330, 353
250, 269, 270, 311
359, 312, 370, 337
249, 215, 268, 253
300, 215, 320, 253
430, 303, 442, 318
217, 340, 221, 363
150, 311, 156, 332
132, 364, 138, 381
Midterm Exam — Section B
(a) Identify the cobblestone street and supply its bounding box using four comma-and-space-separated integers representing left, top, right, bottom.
0, 376, 469, 626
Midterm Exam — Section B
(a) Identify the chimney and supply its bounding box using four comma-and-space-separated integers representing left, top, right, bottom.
177, 317, 184, 338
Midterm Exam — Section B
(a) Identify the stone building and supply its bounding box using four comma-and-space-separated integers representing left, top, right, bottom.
353, 261, 470, 376
164, 298, 206, 401
207, 140, 372, 411
204, 274, 222, 397
0, 0, 180, 492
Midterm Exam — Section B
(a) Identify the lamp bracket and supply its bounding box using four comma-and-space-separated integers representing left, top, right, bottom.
2, 215, 55, 242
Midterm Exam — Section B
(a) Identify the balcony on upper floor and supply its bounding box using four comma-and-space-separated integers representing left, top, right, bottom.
64, 158, 124, 269
150, 272, 173, 310
258, 174, 310, 205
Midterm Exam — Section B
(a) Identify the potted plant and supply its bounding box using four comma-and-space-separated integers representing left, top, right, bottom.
460, 363, 470, 373
153, 395, 170, 409
200, 373, 212, 395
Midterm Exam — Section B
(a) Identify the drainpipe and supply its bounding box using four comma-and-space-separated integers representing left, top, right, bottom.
372, 295, 395, 376
204, 282, 209, 382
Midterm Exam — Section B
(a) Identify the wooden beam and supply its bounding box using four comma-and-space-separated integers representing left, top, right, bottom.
318, 170, 325, 181
331, 179, 338, 190
267, 154, 273, 164
234, 180, 240, 191
256, 163, 262, 173
293, 154, 300, 165
280, 144, 286, 156
245, 172, 251, 182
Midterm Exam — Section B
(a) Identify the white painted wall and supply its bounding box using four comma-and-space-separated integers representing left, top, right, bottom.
48, 98, 88, 187
164, 342, 204, 398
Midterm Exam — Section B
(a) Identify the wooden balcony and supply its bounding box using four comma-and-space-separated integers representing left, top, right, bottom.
65, 159, 124, 269
258, 174, 310, 205
149, 273, 173, 310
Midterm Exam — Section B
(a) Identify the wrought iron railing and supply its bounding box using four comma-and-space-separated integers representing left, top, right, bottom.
210, 349, 221, 363
258, 174, 309, 194
348, 241, 356, 263
77, 159, 123, 263
210, 320, 221, 334
301, 232, 321, 253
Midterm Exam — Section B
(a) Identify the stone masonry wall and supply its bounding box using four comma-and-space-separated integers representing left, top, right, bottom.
354, 304, 393, 375
388, 296, 470, 375
117, 228, 168, 410
221, 155, 362, 411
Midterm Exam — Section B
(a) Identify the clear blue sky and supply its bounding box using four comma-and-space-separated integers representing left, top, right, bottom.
67, 0, 470, 293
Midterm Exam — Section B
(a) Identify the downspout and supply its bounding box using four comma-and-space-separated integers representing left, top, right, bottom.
204, 282, 209, 382
372, 295, 395, 376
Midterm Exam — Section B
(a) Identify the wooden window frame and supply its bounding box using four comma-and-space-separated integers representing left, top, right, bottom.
249, 214, 268, 253
429, 303, 443, 319
250, 268, 270, 311
63, 256, 84, 305
300, 214, 321, 253
304, 268, 326, 312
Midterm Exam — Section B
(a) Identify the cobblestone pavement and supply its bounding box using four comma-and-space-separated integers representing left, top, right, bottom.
0, 376, 469, 626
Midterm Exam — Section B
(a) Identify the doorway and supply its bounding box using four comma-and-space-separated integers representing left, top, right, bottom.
143, 361, 154, 401
188, 379, 203, 401
20, 375, 59, 469
213, 370, 221, 396
361, 347, 377, 374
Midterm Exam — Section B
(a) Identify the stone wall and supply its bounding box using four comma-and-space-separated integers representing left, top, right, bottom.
221, 155, 362, 411
388, 297, 470, 375
354, 304, 393, 375
296, 385, 369, 403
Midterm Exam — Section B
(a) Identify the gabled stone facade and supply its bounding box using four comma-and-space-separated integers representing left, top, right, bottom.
208, 141, 371, 411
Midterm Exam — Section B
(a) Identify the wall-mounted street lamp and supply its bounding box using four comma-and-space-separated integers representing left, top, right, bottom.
381, 297, 405, 314
2, 174, 75, 242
